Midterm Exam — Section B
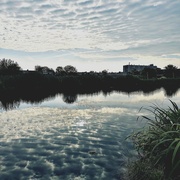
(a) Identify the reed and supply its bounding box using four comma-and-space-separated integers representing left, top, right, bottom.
126, 100, 180, 179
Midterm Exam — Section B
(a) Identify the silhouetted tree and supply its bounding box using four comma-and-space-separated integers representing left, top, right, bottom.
0, 58, 21, 75
35, 65, 43, 72
35, 65, 54, 75
102, 70, 108, 75
62, 94, 77, 104
56, 66, 65, 75
141, 68, 157, 79
64, 65, 77, 74
164, 64, 177, 78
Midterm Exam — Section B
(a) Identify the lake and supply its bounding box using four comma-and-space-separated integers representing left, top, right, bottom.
0, 88, 180, 180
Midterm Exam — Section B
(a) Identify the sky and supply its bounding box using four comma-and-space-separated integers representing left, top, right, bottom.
0, 0, 180, 72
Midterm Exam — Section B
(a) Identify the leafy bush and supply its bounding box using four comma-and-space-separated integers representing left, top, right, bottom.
127, 100, 180, 180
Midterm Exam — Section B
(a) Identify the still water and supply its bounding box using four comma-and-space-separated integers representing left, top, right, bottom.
0, 88, 180, 180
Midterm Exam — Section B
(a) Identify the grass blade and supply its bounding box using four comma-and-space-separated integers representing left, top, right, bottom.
172, 140, 180, 165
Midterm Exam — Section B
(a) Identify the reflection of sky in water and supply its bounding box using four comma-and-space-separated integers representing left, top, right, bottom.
18, 88, 180, 110
1, 89, 180, 179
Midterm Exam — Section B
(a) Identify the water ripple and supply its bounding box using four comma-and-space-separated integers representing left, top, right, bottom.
0, 107, 142, 179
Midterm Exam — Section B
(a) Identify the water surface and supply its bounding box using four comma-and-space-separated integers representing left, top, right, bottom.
0, 89, 180, 179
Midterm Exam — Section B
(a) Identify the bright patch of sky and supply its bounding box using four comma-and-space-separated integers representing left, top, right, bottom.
0, 0, 180, 71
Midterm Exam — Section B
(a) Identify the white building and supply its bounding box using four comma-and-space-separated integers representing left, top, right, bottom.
123, 64, 157, 74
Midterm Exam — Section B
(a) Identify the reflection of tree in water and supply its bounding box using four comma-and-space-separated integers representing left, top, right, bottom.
0, 85, 180, 110
62, 94, 78, 104
0, 90, 57, 111
0, 92, 78, 110
163, 86, 180, 97
0, 100, 20, 111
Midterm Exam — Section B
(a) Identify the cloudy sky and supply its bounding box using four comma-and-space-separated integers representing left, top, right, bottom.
0, 0, 180, 72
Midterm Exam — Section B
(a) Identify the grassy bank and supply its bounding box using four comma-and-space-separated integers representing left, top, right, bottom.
125, 100, 180, 180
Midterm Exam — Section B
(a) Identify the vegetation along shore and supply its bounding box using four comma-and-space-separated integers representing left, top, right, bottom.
124, 100, 180, 180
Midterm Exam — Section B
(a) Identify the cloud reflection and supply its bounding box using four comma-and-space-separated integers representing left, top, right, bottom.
0, 105, 141, 179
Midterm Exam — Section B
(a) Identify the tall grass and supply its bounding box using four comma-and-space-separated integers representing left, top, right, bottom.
126, 100, 180, 180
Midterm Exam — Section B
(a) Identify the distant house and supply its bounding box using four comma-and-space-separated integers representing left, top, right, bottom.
123, 64, 157, 74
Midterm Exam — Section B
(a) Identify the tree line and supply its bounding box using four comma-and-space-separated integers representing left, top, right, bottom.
35, 65, 78, 75
0, 58, 78, 75
0, 58, 179, 79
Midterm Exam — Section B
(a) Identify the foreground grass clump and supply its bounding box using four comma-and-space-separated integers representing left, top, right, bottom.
125, 100, 180, 180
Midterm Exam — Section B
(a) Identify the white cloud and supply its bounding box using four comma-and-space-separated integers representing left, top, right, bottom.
0, 0, 179, 70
